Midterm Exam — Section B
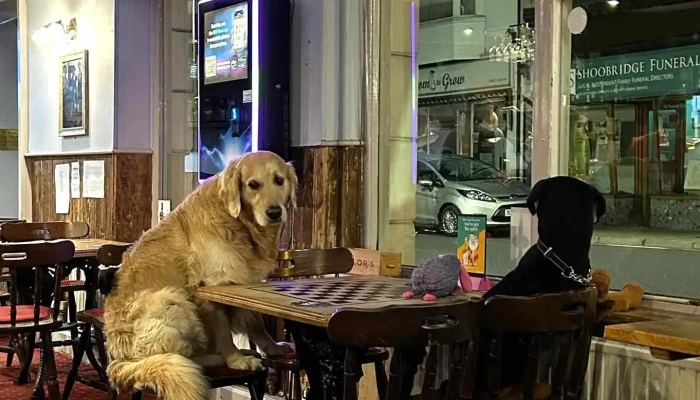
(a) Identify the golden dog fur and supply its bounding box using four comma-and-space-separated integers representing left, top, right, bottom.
104, 151, 297, 400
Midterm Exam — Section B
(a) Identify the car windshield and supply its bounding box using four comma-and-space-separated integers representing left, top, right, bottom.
426, 157, 504, 181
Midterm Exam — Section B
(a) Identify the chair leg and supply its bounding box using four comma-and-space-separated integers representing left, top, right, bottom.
343, 348, 360, 400
6, 334, 16, 367
67, 291, 80, 351
292, 371, 303, 400
130, 391, 143, 400
16, 333, 36, 385
41, 331, 61, 400
62, 323, 92, 400
249, 374, 267, 400
375, 360, 389, 400
94, 326, 110, 380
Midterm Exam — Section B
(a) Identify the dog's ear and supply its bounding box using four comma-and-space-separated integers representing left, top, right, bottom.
527, 178, 549, 215
591, 185, 606, 222
218, 161, 242, 218
286, 161, 298, 209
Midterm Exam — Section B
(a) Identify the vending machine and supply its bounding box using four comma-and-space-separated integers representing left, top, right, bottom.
196, 0, 290, 181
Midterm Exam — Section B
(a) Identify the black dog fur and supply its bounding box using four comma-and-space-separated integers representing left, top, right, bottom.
476, 176, 606, 390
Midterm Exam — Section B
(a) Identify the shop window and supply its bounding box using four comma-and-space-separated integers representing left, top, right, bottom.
408, 0, 534, 277
560, 0, 700, 298
461, 0, 476, 16
419, 0, 453, 22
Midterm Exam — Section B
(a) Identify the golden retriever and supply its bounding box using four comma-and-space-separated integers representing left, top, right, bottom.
104, 151, 297, 400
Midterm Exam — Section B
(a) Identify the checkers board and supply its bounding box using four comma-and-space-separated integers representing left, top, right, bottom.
250, 277, 411, 307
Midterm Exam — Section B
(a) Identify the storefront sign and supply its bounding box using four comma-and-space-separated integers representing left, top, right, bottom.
457, 214, 487, 276
418, 61, 510, 97
572, 44, 700, 103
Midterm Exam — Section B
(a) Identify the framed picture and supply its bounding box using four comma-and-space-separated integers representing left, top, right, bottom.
59, 50, 89, 137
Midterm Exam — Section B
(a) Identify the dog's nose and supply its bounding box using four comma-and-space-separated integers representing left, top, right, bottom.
266, 206, 283, 221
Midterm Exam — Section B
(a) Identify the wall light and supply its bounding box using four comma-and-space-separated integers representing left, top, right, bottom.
607, 0, 619, 6
32, 18, 77, 43
463, 28, 474, 35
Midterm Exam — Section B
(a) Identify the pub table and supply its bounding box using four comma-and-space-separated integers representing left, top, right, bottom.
196, 275, 478, 399
604, 317, 700, 360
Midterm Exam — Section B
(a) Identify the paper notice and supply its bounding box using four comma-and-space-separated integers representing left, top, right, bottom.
55, 163, 70, 214
82, 160, 105, 198
70, 162, 81, 198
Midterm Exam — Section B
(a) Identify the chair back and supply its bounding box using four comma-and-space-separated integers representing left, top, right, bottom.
478, 287, 598, 400
0, 222, 90, 242
271, 248, 354, 279
0, 241, 75, 330
328, 298, 481, 399
96, 244, 130, 295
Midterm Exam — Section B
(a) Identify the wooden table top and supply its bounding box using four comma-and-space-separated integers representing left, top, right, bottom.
70, 238, 130, 258
604, 317, 700, 359
196, 275, 481, 327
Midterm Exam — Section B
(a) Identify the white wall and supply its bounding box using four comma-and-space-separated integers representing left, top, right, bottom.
290, 0, 363, 146
0, 19, 19, 218
26, 0, 115, 154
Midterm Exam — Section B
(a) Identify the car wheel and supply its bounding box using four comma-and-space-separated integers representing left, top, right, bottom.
439, 205, 460, 237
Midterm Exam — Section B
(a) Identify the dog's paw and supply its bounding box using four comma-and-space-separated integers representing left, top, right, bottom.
226, 354, 264, 371
263, 342, 296, 358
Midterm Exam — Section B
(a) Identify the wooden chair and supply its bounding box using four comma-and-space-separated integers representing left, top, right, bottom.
0, 221, 91, 382
62, 244, 130, 399
64, 244, 269, 400
0, 240, 76, 400
477, 286, 598, 400
326, 297, 481, 400
263, 248, 391, 400
0, 219, 23, 365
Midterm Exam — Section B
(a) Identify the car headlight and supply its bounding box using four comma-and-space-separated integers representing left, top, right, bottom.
458, 189, 495, 202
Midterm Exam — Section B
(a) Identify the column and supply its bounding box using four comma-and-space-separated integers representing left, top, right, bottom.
289, 0, 364, 249
377, 0, 416, 265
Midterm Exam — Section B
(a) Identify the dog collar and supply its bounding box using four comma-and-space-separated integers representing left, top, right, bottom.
536, 240, 592, 286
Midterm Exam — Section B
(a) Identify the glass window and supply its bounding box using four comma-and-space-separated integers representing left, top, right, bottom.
461, 0, 476, 15
420, 0, 453, 22
560, 0, 700, 298
410, 0, 535, 277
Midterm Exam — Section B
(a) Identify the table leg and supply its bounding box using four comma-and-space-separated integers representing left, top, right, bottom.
286, 321, 350, 400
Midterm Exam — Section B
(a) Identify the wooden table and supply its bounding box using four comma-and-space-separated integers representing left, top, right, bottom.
604, 317, 700, 360
197, 275, 478, 400
70, 238, 129, 258
196, 275, 479, 327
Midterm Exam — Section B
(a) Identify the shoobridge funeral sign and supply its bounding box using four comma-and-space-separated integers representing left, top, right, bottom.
571, 44, 700, 103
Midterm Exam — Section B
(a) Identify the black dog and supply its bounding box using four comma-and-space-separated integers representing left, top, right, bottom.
477, 176, 606, 390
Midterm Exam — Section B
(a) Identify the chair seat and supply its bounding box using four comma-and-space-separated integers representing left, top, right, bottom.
61, 280, 86, 289
205, 365, 269, 381
77, 308, 105, 328
0, 305, 51, 323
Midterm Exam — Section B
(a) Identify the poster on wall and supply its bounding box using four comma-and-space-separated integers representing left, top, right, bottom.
456, 214, 487, 276
59, 50, 89, 137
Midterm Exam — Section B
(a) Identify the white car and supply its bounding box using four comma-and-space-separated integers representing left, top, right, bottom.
415, 154, 529, 236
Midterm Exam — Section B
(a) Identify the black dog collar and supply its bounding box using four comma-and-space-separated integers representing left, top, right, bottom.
536, 240, 592, 286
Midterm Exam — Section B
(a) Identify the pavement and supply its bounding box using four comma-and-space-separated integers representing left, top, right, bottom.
414, 227, 700, 300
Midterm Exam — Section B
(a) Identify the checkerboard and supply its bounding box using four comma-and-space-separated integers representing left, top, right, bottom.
251, 278, 410, 306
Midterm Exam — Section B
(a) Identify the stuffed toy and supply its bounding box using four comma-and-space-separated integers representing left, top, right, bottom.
403, 254, 472, 301
591, 268, 644, 312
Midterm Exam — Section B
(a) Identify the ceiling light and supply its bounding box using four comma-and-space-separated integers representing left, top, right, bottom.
463, 28, 473, 35
607, 0, 619, 6
32, 18, 77, 43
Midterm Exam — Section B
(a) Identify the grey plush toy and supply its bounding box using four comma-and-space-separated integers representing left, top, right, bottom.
403, 254, 472, 301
